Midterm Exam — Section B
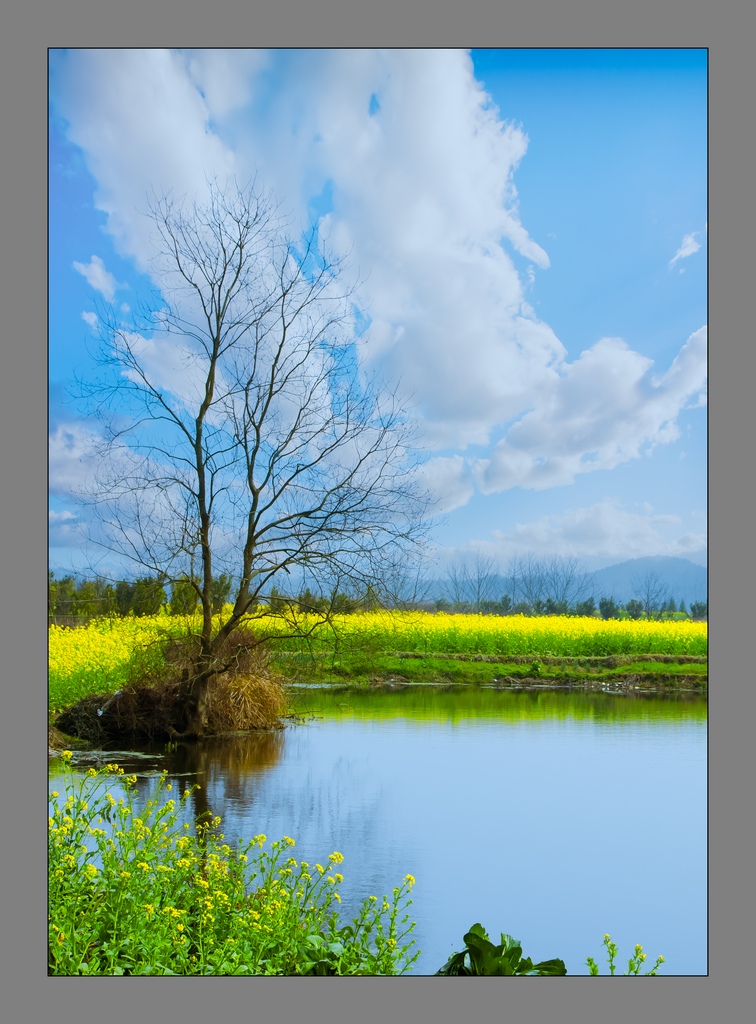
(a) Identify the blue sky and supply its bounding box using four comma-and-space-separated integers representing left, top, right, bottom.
49, 49, 707, 575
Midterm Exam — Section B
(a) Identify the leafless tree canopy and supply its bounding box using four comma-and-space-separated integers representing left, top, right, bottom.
630, 570, 669, 620
75, 180, 432, 732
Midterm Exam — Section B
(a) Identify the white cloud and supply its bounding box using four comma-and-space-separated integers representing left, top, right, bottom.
669, 231, 701, 268
81, 310, 98, 329
49, 509, 83, 548
54, 49, 237, 272
49, 422, 102, 494
73, 255, 118, 300
413, 455, 475, 514
52, 50, 707, 509
474, 327, 707, 494
442, 499, 706, 567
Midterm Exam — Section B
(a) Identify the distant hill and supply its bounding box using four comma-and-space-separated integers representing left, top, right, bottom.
590, 556, 707, 607
423, 555, 707, 609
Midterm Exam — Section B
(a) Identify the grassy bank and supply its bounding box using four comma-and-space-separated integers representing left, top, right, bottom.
49, 612, 708, 720
273, 650, 707, 692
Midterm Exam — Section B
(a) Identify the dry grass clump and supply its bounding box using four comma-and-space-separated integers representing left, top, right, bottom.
54, 629, 288, 741
204, 673, 288, 733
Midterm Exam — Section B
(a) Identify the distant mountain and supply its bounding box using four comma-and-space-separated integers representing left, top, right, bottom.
423, 555, 707, 609
589, 556, 707, 607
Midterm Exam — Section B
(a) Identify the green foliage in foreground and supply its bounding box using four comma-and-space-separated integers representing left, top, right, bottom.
436, 923, 567, 976
586, 933, 665, 976
49, 756, 666, 977
438, 925, 665, 977
49, 756, 417, 975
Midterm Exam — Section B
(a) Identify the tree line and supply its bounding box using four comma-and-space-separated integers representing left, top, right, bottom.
48, 566, 707, 623
430, 552, 706, 620
48, 572, 232, 620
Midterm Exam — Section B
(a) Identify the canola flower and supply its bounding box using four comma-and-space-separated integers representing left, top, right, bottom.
49, 763, 419, 976
49, 610, 706, 715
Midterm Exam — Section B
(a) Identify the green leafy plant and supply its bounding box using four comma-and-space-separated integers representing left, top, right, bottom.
49, 754, 418, 975
435, 923, 566, 976
586, 933, 665, 976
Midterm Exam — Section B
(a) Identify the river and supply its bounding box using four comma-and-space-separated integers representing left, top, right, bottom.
49, 686, 707, 975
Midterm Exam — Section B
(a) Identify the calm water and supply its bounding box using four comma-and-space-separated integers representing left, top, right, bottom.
49, 687, 707, 975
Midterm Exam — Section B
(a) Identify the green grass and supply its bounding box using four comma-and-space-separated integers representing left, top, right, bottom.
273, 651, 708, 691
49, 757, 418, 975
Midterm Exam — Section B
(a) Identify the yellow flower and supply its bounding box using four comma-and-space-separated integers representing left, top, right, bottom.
404, 874, 416, 886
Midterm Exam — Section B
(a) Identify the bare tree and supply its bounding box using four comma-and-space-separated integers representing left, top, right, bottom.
508, 553, 546, 609
542, 555, 594, 610
443, 549, 499, 612
75, 180, 431, 735
630, 570, 669, 621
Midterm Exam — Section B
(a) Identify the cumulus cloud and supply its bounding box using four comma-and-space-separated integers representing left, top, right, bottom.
49, 422, 102, 494
444, 499, 706, 566
72, 255, 118, 300
669, 231, 701, 268
51, 49, 707, 512
49, 509, 83, 548
475, 326, 707, 493
52, 49, 560, 450
413, 455, 475, 514
81, 311, 98, 329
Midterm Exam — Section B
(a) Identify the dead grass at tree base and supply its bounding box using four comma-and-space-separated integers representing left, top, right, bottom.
55, 631, 289, 742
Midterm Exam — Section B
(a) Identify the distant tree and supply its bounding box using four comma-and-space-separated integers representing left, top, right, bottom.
575, 596, 596, 617
93, 577, 117, 616
50, 575, 76, 616
210, 573, 234, 615
542, 555, 594, 609
443, 549, 499, 613
171, 576, 199, 616
599, 596, 619, 620
625, 599, 643, 621
690, 601, 708, 620
665, 597, 678, 615
508, 553, 545, 610
298, 588, 327, 614
499, 595, 512, 615
115, 580, 134, 616
73, 579, 99, 617
131, 576, 166, 616
330, 589, 359, 614
679, 599, 689, 617
630, 570, 669, 621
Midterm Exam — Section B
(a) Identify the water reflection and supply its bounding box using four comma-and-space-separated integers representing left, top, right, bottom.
50, 689, 707, 976
170, 732, 286, 825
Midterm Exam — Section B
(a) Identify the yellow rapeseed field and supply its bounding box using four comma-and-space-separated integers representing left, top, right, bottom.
49, 611, 707, 714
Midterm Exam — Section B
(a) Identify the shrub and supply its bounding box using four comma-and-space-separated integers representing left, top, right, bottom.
49, 755, 418, 975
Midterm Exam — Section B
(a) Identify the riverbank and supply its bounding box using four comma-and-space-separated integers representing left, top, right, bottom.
272, 651, 708, 692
